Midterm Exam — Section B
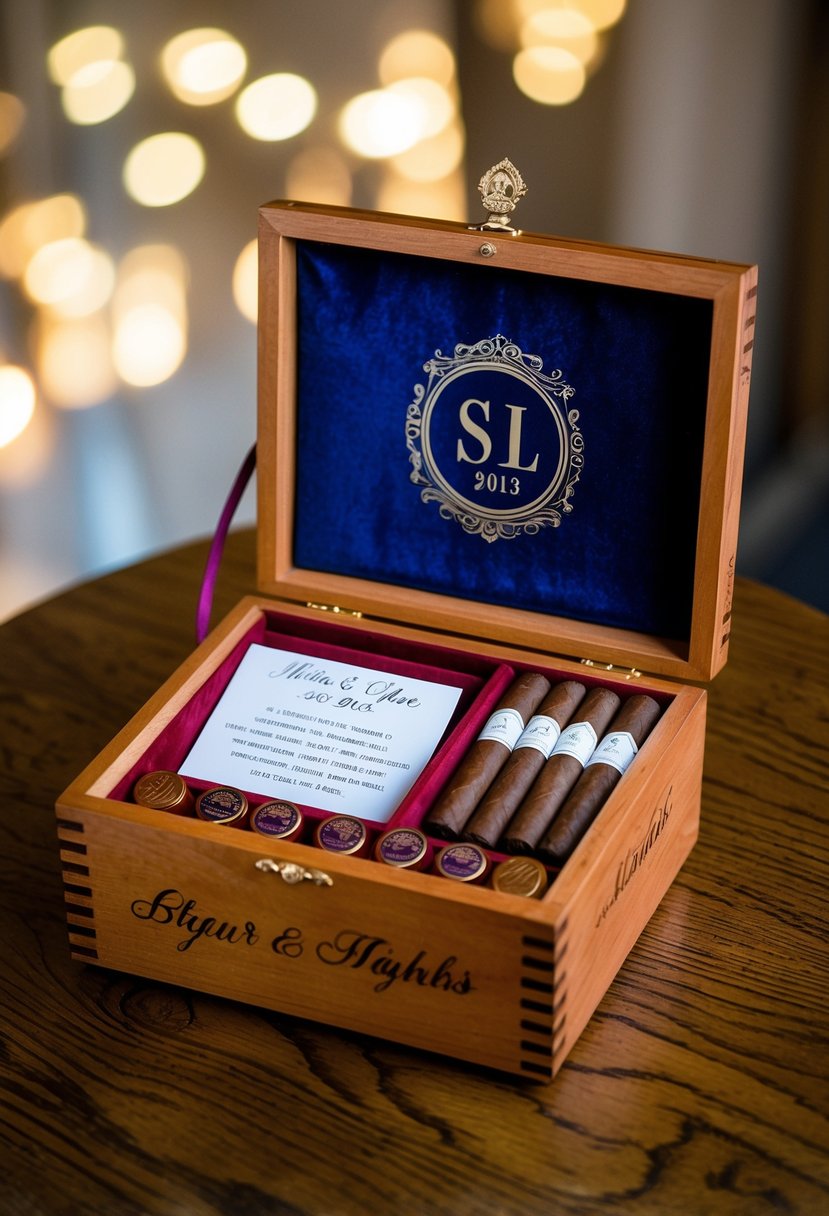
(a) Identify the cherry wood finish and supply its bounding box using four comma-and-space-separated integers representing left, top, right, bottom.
257, 202, 757, 682
54, 590, 704, 1080
2, 530, 827, 1215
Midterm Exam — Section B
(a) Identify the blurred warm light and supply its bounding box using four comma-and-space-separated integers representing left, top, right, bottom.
0, 393, 53, 487
285, 147, 352, 206
123, 133, 205, 207
516, 0, 626, 30
115, 245, 188, 316
339, 89, 423, 159
0, 365, 36, 448
232, 239, 258, 324
515, 0, 555, 17
377, 170, 465, 221
114, 246, 187, 305
49, 248, 115, 318
391, 122, 465, 183
235, 74, 316, 141
477, 0, 625, 53
379, 30, 455, 87
23, 238, 115, 316
571, 0, 626, 30
0, 93, 25, 156
474, 0, 520, 51
112, 245, 188, 387
521, 8, 599, 64
388, 78, 454, 139
47, 25, 124, 86
37, 314, 117, 408
0, 194, 86, 279
584, 32, 610, 77
113, 305, 186, 387
513, 45, 586, 104
61, 59, 135, 124
161, 28, 247, 106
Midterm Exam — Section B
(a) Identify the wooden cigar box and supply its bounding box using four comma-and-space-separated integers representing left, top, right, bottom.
56, 183, 757, 1082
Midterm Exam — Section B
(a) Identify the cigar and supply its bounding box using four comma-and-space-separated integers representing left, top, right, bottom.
501, 685, 621, 853
537, 694, 662, 863
424, 671, 551, 840
462, 681, 587, 848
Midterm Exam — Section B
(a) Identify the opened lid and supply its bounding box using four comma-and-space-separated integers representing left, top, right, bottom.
256, 201, 756, 683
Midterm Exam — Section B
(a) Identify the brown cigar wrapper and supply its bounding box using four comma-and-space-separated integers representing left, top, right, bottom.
501, 685, 622, 853
537, 694, 662, 862
424, 671, 551, 840
462, 681, 588, 848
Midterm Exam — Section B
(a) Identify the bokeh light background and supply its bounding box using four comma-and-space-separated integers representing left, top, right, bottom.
0, 0, 826, 620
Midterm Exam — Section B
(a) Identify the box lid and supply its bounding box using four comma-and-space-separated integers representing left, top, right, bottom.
256, 198, 756, 683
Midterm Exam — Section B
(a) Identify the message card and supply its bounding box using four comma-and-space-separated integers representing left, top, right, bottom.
179, 644, 464, 823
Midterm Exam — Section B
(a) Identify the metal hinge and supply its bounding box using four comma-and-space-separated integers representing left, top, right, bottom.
306, 601, 363, 618
580, 658, 641, 681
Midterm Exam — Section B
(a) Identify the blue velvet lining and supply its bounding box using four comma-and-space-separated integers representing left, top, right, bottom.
292, 240, 712, 642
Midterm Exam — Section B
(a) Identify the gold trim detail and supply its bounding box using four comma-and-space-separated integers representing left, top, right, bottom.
471, 158, 527, 233
580, 659, 642, 680
255, 858, 333, 887
406, 334, 583, 544
306, 602, 363, 618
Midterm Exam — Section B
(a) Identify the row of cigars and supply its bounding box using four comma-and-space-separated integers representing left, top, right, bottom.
425, 671, 662, 861
130, 669, 663, 899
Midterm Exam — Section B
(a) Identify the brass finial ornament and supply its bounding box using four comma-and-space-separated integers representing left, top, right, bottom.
474, 158, 527, 233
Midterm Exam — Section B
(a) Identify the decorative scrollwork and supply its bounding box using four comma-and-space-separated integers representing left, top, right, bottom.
406, 334, 582, 544
476, 158, 528, 230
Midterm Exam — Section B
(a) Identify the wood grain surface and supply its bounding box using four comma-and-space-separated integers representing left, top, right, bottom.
1, 529, 827, 1216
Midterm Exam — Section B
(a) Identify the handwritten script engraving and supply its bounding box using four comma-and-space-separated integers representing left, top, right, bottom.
130, 888, 260, 953
129, 888, 476, 997
315, 929, 474, 995
595, 788, 672, 928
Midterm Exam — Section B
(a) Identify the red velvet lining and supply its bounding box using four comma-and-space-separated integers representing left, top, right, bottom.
109, 618, 267, 803
109, 607, 508, 812
110, 605, 674, 881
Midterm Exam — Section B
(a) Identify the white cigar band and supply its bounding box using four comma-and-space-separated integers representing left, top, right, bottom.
514, 714, 562, 759
585, 731, 638, 775
477, 707, 525, 750
550, 720, 597, 767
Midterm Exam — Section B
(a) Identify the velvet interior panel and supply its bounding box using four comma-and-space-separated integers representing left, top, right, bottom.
292, 240, 713, 641
105, 604, 674, 863
107, 609, 506, 809
108, 618, 268, 801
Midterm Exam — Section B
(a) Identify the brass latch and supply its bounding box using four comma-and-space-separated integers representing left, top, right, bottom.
255, 858, 333, 886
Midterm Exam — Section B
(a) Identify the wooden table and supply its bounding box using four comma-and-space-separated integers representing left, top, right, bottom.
1, 530, 827, 1216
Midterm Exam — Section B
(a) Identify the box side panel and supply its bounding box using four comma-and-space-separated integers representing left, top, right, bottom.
544, 688, 705, 1075
55, 807, 556, 1080
710, 268, 758, 671
688, 267, 758, 678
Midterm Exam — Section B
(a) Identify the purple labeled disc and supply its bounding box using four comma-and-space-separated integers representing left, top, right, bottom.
435, 842, 489, 883
375, 827, 430, 870
251, 800, 303, 840
195, 785, 248, 826
315, 814, 368, 856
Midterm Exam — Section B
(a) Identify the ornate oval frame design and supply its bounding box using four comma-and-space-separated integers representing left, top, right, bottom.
405, 335, 583, 543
